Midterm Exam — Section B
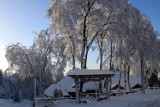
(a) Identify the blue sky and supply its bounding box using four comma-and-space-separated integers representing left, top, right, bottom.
0, 0, 160, 70
0, 0, 50, 46
0, 0, 50, 70
129, 0, 160, 32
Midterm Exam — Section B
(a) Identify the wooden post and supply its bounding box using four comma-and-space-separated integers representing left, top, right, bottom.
108, 76, 111, 98
105, 77, 109, 98
110, 76, 112, 93
33, 77, 36, 107
95, 83, 98, 101
75, 77, 79, 103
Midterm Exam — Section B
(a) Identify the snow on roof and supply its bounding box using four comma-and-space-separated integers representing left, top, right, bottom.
44, 84, 69, 97
67, 84, 75, 92
111, 83, 123, 88
57, 76, 74, 91
112, 71, 141, 88
68, 69, 114, 76
44, 76, 74, 97
129, 75, 141, 87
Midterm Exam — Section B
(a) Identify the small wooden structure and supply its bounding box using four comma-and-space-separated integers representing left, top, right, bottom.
68, 69, 114, 103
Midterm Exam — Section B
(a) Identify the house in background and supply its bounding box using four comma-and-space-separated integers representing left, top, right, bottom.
44, 84, 69, 98
44, 70, 142, 99
111, 71, 141, 92
44, 76, 74, 98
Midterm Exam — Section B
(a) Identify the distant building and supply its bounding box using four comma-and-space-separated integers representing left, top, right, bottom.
44, 71, 142, 98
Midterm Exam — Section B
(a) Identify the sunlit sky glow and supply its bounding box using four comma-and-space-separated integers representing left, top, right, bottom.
0, 0, 50, 70
0, 0, 160, 71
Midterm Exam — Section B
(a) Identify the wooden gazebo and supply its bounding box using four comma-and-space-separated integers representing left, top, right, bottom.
68, 69, 114, 103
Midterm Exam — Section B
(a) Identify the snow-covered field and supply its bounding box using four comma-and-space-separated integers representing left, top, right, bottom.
54, 89, 160, 107
0, 99, 32, 107
1, 89, 160, 107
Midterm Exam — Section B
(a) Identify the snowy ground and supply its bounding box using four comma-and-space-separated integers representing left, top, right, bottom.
0, 99, 32, 107
54, 89, 160, 107
0, 89, 160, 107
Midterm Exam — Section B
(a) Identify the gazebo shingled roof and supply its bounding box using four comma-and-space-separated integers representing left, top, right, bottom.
68, 69, 114, 79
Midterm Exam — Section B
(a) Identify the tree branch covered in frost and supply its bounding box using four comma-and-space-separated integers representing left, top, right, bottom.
47, 0, 160, 93
5, 29, 67, 99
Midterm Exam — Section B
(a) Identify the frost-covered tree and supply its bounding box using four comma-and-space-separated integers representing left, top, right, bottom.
5, 29, 67, 99
112, 4, 159, 93
113, 5, 142, 92
64, 35, 81, 70
47, 0, 97, 69
94, 34, 111, 70
5, 43, 51, 98
46, 0, 160, 94
51, 34, 67, 82
47, 0, 129, 69
138, 15, 159, 94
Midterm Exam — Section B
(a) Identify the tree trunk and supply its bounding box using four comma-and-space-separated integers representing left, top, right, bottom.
33, 77, 36, 107
141, 53, 145, 94
79, 47, 89, 91
127, 66, 131, 92
39, 73, 42, 96
99, 35, 103, 93
69, 36, 76, 70
100, 34, 103, 70
118, 71, 121, 92
72, 38, 76, 70
81, 3, 94, 69
99, 34, 104, 93
81, 39, 86, 69
80, 38, 87, 92
123, 64, 127, 92
72, 53, 76, 70
100, 49, 103, 70
81, 14, 87, 69
110, 40, 113, 71
83, 47, 89, 69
